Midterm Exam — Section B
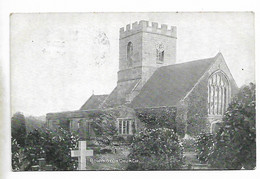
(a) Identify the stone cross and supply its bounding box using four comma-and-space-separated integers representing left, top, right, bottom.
71, 141, 93, 170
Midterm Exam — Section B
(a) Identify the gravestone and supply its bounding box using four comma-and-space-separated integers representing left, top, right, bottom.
71, 141, 94, 170
31, 158, 53, 171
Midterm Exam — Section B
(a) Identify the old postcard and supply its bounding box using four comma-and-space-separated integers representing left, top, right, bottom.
10, 12, 255, 171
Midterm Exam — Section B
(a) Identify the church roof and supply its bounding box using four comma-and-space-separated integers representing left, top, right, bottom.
80, 94, 108, 110
101, 79, 140, 108
131, 55, 219, 108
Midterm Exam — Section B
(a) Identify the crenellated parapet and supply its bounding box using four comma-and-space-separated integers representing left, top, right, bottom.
120, 20, 177, 39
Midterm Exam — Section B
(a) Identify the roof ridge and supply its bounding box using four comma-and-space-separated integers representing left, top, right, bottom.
80, 93, 109, 110
131, 53, 222, 108
158, 53, 219, 70
92, 94, 109, 96
182, 56, 219, 100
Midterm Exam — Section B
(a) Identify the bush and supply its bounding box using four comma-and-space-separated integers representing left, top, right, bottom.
89, 112, 118, 145
127, 128, 184, 170
181, 137, 196, 152
209, 83, 256, 169
195, 133, 215, 163
12, 138, 27, 171
12, 127, 80, 171
135, 107, 177, 130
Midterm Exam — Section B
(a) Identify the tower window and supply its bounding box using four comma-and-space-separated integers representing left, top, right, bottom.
156, 43, 164, 64
127, 42, 133, 67
157, 50, 164, 63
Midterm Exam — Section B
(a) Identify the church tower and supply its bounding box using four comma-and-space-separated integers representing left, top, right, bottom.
117, 20, 177, 102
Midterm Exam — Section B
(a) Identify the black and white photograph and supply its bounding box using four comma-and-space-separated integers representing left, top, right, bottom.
9, 12, 255, 171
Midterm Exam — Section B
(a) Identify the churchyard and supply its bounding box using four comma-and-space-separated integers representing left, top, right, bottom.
11, 83, 256, 171
9, 13, 256, 171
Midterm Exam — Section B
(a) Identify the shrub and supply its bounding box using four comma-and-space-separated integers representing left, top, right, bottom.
11, 138, 27, 171
12, 127, 80, 171
195, 133, 215, 163
209, 83, 256, 169
89, 112, 118, 145
181, 137, 196, 152
127, 128, 184, 170
135, 107, 177, 130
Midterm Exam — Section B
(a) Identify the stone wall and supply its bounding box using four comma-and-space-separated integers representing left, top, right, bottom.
175, 100, 188, 138
183, 54, 239, 137
185, 74, 211, 136
117, 21, 177, 105
142, 31, 177, 66
118, 32, 142, 82
119, 20, 176, 39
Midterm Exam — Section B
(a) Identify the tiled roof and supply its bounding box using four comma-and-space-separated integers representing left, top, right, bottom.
131, 55, 219, 108
80, 94, 108, 110
100, 79, 140, 108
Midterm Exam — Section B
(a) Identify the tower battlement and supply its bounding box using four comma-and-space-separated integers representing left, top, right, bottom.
120, 20, 177, 39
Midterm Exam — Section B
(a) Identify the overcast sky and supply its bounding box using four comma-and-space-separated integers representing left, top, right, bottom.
10, 12, 255, 116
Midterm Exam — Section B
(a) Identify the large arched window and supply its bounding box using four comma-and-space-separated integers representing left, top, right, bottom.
208, 71, 230, 115
127, 42, 133, 67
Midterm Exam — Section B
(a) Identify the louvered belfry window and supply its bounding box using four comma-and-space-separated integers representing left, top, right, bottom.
156, 43, 164, 64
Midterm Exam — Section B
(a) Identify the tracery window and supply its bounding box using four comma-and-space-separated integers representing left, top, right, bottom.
208, 71, 230, 115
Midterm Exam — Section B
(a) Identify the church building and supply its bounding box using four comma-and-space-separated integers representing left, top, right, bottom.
47, 20, 238, 139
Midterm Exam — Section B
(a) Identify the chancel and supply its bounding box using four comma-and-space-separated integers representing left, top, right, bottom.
47, 20, 238, 139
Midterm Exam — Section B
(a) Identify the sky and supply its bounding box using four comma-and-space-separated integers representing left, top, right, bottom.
10, 12, 255, 116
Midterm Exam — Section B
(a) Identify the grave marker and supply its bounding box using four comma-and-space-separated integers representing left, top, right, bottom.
71, 141, 93, 170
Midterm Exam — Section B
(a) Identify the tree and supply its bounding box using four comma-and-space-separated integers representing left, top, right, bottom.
11, 138, 27, 171
24, 115, 46, 134
11, 127, 80, 171
11, 112, 26, 147
127, 128, 184, 170
208, 83, 256, 169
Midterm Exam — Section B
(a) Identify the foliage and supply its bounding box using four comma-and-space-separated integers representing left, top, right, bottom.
127, 128, 184, 170
186, 79, 209, 136
89, 112, 118, 145
12, 127, 80, 171
195, 133, 215, 163
196, 83, 256, 169
25, 115, 46, 134
135, 107, 177, 130
175, 113, 186, 138
11, 138, 27, 171
181, 136, 196, 152
11, 112, 27, 147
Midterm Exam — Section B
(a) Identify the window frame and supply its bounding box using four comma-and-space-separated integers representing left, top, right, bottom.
156, 43, 165, 64
117, 118, 133, 135
127, 42, 133, 67
208, 70, 230, 116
